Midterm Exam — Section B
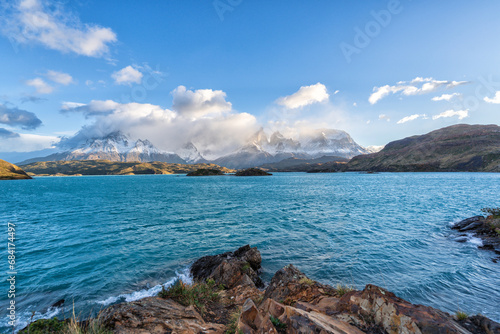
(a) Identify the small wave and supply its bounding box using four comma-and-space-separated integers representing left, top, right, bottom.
0, 305, 61, 332
97, 267, 192, 306
468, 236, 483, 247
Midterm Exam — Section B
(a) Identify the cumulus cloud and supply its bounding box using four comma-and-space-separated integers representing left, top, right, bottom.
59, 85, 258, 158
396, 114, 426, 124
0, 128, 20, 138
432, 109, 469, 120
112, 66, 143, 85
276, 83, 329, 109
369, 77, 468, 104
46, 70, 74, 85
484, 91, 500, 104
0, 0, 116, 57
26, 77, 53, 94
431, 93, 461, 101
172, 85, 232, 117
0, 104, 42, 129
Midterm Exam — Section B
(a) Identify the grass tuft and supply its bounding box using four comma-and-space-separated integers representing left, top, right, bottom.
481, 207, 500, 218
298, 277, 314, 286
19, 308, 111, 334
335, 283, 355, 297
224, 309, 241, 334
241, 262, 251, 273
158, 279, 221, 313
270, 315, 287, 331
456, 310, 468, 321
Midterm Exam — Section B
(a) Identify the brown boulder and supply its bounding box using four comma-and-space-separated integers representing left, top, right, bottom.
191, 245, 263, 289
263, 264, 337, 304
337, 284, 472, 334
100, 296, 224, 333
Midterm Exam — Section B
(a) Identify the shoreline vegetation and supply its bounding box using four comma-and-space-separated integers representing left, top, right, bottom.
21, 245, 500, 334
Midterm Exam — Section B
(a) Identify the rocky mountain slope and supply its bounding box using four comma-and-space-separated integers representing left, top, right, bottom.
18, 128, 368, 169
347, 124, 500, 172
22, 245, 500, 333
214, 128, 368, 169
21, 132, 187, 165
0, 159, 31, 180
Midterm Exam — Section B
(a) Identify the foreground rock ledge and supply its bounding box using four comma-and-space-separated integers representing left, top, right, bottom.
26, 245, 500, 334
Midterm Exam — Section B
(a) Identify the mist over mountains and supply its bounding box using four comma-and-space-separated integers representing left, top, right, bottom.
19, 128, 373, 168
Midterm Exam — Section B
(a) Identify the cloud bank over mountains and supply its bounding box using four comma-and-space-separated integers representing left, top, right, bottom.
60, 86, 259, 158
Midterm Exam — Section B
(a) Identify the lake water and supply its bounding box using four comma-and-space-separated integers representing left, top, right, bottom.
1, 172, 499, 332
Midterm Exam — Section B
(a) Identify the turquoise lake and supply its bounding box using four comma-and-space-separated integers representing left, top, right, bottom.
1, 172, 500, 332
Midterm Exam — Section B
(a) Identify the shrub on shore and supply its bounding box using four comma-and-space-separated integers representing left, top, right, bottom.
335, 283, 355, 297
158, 279, 222, 312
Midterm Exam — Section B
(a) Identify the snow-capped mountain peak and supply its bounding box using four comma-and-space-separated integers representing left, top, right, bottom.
177, 142, 205, 163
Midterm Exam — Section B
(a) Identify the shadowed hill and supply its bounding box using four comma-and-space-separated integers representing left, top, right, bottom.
347, 124, 500, 172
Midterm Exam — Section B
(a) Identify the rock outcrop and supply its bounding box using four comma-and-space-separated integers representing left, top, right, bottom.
24, 245, 500, 334
451, 215, 500, 261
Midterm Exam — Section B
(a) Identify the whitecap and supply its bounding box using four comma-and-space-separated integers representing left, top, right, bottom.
97, 267, 192, 306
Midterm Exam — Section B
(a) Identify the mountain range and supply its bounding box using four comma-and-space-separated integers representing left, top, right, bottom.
18, 128, 372, 169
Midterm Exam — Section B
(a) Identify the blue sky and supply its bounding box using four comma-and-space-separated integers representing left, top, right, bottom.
1, 0, 500, 155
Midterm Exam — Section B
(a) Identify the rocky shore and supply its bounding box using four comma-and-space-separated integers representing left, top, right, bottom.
22, 245, 500, 334
451, 213, 500, 262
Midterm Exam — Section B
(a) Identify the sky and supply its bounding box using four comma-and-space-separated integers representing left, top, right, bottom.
1, 0, 500, 156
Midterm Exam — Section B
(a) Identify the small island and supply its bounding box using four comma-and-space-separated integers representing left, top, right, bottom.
234, 168, 272, 176
186, 168, 226, 176
0, 159, 32, 180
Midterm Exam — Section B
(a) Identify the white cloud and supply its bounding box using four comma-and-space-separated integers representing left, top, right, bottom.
0, 0, 116, 57
112, 66, 143, 85
378, 114, 390, 122
46, 70, 73, 85
432, 109, 469, 120
26, 77, 53, 94
172, 86, 232, 117
353, 102, 357, 107
431, 93, 461, 101
59, 85, 259, 158
334, 90, 340, 95
396, 114, 426, 124
276, 83, 329, 109
369, 77, 468, 104
0, 133, 58, 152
484, 91, 500, 104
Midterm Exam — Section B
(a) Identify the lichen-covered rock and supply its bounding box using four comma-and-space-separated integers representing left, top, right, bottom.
191, 244, 263, 288
336, 284, 472, 334
100, 296, 224, 333
263, 264, 337, 304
